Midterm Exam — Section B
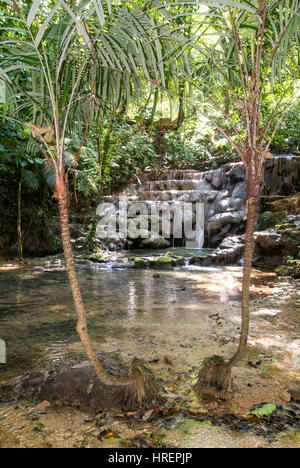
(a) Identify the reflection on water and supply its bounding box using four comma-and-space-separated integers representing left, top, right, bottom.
0, 266, 299, 448
0, 266, 242, 380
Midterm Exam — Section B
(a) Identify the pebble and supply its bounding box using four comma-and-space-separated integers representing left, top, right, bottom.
280, 391, 291, 403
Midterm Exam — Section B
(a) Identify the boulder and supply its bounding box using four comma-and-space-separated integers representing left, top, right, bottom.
141, 236, 171, 249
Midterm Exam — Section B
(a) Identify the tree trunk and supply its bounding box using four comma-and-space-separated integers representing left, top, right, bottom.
229, 186, 260, 367
17, 171, 23, 262
177, 80, 185, 129
149, 88, 159, 126
56, 171, 159, 407
196, 159, 261, 397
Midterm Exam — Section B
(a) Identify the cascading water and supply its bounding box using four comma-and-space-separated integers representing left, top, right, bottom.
98, 156, 300, 251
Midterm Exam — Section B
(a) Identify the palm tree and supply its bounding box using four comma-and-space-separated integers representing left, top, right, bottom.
164, 0, 300, 394
0, 0, 182, 406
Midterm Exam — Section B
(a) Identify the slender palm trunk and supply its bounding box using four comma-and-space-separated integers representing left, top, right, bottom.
17, 171, 23, 262
197, 159, 262, 395
149, 88, 159, 125
177, 80, 185, 129
229, 188, 260, 367
56, 172, 159, 405
57, 174, 126, 385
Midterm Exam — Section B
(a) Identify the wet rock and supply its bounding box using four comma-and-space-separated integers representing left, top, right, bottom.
254, 227, 300, 268
190, 235, 244, 266
152, 256, 174, 268
255, 231, 285, 250
132, 258, 149, 268
288, 389, 300, 402
209, 210, 245, 231
226, 163, 245, 182
11, 356, 158, 413
231, 181, 248, 200
141, 236, 171, 249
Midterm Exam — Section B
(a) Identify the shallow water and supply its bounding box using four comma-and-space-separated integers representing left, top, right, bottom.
0, 265, 299, 448
0, 266, 242, 380
122, 247, 213, 259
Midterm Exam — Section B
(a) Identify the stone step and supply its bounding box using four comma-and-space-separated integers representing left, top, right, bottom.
124, 179, 213, 193
139, 170, 205, 181
103, 190, 218, 203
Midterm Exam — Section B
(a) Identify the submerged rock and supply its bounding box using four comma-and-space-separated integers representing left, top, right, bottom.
10, 356, 159, 413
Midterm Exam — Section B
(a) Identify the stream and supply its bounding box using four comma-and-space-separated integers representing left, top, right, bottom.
0, 260, 299, 448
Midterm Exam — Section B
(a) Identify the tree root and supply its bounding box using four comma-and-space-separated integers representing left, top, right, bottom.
12, 356, 161, 412
123, 358, 161, 410
195, 355, 233, 401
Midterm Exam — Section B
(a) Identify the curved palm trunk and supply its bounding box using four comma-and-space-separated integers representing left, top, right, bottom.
56, 172, 159, 406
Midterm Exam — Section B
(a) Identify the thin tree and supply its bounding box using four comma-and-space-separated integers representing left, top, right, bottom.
163, 0, 300, 393
0, 0, 181, 406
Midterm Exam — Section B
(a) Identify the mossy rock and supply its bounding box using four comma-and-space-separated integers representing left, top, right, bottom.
157, 256, 174, 264
165, 253, 185, 265
258, 211, 277, 231
132, 258, 148, 268
151, 256, 175, 268
275, 256, 300, 278
88, 253, 105, 263
275, 265, 290, 276
174, 256, 185, 266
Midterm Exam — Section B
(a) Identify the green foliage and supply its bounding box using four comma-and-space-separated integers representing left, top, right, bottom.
108, 121, 159, 189
275, 254, 300, 278
163, 122, 237, 171
0, 0, 300, 249
257, 212, 277, 231
0, 120, 45, 188
271, 101, 300, 154
249, 404, 277, 419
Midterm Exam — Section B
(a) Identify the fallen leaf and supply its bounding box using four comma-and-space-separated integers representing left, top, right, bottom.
154, 407, 163, 414
126, 411, 139, 418
244, 414, 260, 423
28, 400, 51, 414
188, 408, 208, 415
164, 355, 174, 366
142, 410, 154, 422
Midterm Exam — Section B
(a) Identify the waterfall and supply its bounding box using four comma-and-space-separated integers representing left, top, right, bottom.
97, 156, 300, 251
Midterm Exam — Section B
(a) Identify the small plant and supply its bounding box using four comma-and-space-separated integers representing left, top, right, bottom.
248, 403, 277, 418
275, 254, 300, 278
257, 211, 277, 231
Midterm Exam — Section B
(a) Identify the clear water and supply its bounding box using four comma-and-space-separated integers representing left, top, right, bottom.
0, 266, 240, 380
0, 266, 299, 448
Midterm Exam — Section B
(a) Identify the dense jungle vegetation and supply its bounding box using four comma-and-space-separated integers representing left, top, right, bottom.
0, 0, 299, 450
